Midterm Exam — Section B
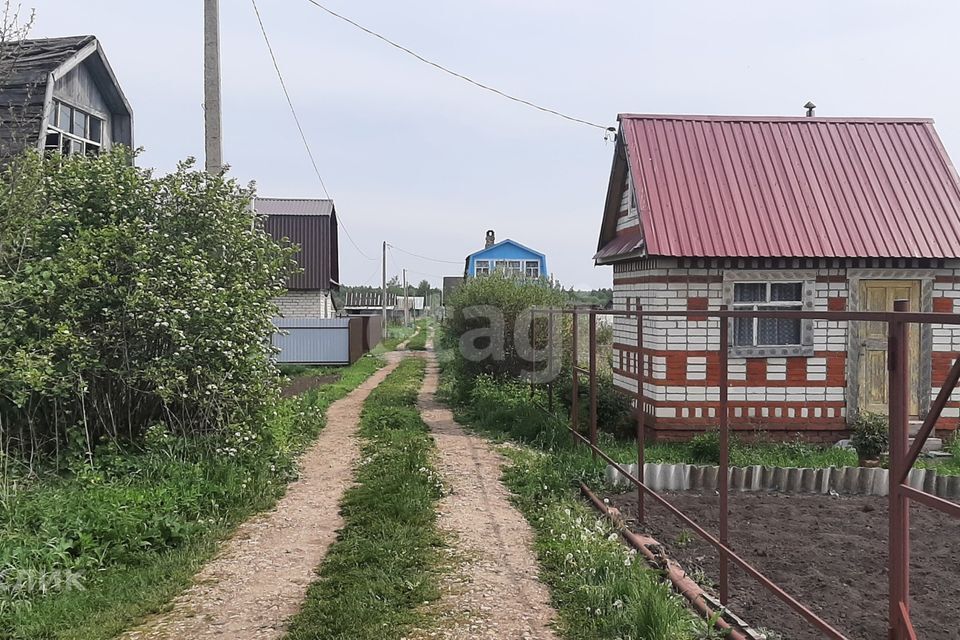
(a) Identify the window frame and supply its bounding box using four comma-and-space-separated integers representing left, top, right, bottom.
45, 99, 106, 156
474, 259, 490, 276
524, 260, 540, 278
723, 273, 815, 358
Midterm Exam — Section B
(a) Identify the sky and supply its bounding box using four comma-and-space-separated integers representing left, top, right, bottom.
26, 1, 960, 290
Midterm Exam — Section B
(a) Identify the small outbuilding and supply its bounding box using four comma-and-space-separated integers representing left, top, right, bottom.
256, 197, 340, 319
595, 113, 960, 442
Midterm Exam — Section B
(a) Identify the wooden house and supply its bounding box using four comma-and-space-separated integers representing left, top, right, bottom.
0, 35, 133, 159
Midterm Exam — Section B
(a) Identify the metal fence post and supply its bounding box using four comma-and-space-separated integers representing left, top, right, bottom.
636, 303, 645, 523
888, 299, 911, 640
589, 309, 598, 452
548, 309, 555, 413
530, 308, 536, 398
719, 304, 730, 606
571, 311, 579, 446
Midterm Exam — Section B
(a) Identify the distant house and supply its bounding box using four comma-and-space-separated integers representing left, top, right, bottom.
464, 230, 548, 279
595, 113, 960, 443
255, 197, 339, 319
0, 35, 133, 159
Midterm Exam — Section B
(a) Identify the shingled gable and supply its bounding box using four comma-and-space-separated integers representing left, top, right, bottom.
596, 114, 960, 262
0, 35, 133, 157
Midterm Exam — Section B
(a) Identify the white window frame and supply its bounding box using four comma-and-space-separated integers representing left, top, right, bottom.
506, 260, 522, 276
524, 260, 540, 278
474, 259, 490, 276
45, 99, 106, 157
723, 272, 815, 358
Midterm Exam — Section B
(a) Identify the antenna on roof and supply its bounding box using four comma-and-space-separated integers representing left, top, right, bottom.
804, 101, 817, 117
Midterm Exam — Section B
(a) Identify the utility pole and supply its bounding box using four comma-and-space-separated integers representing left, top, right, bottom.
403, 268, 409, 327
204, 0, 223, 174
381, 241, 387, 332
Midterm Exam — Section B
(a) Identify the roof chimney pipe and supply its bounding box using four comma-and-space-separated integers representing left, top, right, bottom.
804, 101, 817, 117
485, 229, 495, 248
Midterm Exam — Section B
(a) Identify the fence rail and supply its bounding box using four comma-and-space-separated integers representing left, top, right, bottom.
531, 304, 960, 640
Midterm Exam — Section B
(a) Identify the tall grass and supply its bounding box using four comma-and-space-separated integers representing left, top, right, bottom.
0, 355, 385, 640
285, 357, 443, 640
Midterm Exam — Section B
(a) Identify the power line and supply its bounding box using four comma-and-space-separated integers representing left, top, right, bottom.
301, 0, 610, 131
387, 243, 463, 265
250, 0, 376, 261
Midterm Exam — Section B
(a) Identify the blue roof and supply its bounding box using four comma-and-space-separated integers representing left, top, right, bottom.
466, 238, 546, 261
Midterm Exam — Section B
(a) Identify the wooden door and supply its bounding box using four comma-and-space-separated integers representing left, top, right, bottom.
859, 280, 921, 415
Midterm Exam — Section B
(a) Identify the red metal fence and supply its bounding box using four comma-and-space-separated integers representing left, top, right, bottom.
532, 304, 960, 640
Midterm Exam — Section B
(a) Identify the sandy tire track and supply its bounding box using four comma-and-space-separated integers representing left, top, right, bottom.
122, 356, 401, 640
410, 345, 558, 640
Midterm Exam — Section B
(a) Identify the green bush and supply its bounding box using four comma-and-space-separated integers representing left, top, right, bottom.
851, 412, 889, 460
688, 431, 722, 464
0, 149, 296, 456
444, 272, 567, 379
557, 372, 634, 439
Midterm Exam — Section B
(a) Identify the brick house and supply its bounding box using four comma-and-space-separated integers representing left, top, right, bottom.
256, 197, 339, 319
595, 113, 960, 442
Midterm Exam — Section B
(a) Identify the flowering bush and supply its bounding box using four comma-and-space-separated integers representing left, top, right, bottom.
0, 149, 297, 456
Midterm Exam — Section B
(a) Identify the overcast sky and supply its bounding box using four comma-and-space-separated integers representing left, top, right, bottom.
29, 1, 960, 289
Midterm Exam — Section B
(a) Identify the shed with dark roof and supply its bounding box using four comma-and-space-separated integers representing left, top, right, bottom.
0, 35, 132, 159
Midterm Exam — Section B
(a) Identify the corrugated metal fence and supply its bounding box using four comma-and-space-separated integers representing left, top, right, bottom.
272, 316, 382, 365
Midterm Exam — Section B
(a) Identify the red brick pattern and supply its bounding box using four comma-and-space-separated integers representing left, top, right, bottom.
827, 296, 847, 311
933, 297, 955, 313
687, 296, 709, 321
613, 345, 846, 388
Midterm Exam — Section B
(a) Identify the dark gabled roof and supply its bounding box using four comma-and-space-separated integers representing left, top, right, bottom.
1, 35, 95, 84
0, 35, 132, 157
253, 197, 335, 216
597, 113, 960, 261
256, 197, 340, 291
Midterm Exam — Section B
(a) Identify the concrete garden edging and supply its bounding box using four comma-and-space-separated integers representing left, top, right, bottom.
605, 462, 960, 500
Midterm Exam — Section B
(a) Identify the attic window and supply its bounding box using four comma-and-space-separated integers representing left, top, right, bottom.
47, 100, 104, 156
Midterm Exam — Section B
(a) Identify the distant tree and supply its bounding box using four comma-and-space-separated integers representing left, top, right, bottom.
415, 279, 431, 298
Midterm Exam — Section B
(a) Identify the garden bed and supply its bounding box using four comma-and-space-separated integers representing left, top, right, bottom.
281, 373, 342, 397
607, 491, 960, 639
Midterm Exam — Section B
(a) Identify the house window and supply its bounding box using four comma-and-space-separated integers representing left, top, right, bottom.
475, 260, 490, 276
525, 260, 540, 278
733, 282, 803, 346
46, 100, 104, 156
506, 260, 522, 276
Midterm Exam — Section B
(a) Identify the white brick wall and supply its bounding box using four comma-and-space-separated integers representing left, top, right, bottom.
611, 259, 960, 428
274, 290, 335, 319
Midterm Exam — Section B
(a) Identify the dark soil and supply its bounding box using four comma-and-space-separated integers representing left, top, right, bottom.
607, 491, 960, 639
280, 374, 340, 398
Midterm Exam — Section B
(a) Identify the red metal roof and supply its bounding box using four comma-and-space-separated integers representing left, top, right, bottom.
606, 114, 960, 259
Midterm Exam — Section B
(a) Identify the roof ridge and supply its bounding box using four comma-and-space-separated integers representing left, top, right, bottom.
618, 113, 934, 124
256, 196, 334, 202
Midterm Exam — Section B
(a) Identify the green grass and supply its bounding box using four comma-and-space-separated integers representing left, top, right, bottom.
375, 325, 416, 353
284, 357, 444, 640
440, 369, 698, 639
405, 320, 430, 351
0, 354, 386, 640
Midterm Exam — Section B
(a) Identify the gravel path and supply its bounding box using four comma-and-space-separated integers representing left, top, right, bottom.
122, 357, 400, 640
410, 345, 559, 640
